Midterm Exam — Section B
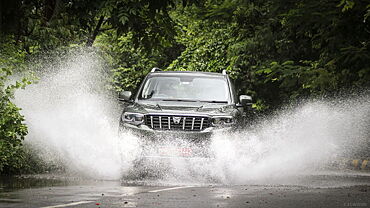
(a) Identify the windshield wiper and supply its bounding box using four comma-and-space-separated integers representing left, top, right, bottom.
161, 99, 227, 103
200, 100, 228, 103
162, 99, 198, 102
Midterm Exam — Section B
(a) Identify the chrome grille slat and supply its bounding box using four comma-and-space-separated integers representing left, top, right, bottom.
168, 117, 171, 129
145, 115, 209, 131
159, 116, 162, 129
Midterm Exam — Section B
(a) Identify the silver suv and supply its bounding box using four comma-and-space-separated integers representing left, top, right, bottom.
119, 68, 252, 138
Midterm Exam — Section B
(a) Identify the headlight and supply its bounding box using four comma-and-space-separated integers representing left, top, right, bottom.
122, 112, 144, 125
211, 116, 234, 127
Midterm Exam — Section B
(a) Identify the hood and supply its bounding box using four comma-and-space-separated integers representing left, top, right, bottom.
125, 100, 237, 116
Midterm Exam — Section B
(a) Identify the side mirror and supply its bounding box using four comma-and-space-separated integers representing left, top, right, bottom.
239, 95, 252, 107
119, 91, 132, 102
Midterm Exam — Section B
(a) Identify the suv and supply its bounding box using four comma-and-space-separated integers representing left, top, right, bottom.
118, 68, 252, 158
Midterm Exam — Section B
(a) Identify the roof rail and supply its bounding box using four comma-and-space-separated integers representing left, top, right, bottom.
151, 67, 162, 72
222, 70, 227, 75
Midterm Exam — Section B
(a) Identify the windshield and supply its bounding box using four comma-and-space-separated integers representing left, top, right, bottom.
138, 75, 230, 103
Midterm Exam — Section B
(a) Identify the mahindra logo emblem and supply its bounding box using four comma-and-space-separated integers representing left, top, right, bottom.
173, 117, 181, 124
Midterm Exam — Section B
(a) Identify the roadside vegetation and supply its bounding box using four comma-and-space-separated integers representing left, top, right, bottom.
0, 0, 369, 174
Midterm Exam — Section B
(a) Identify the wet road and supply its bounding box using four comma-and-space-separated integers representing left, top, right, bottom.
1, 171, 370, 208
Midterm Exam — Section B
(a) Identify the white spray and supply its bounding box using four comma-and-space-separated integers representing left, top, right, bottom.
14, 50, 370, 183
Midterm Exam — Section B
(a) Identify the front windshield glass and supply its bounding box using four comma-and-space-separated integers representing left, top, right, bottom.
139, 75, 230, 103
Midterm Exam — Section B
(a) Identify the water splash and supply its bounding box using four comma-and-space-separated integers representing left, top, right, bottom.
15, 49, 140, 179
209, 99, 370, 183
14, 49, 370, 183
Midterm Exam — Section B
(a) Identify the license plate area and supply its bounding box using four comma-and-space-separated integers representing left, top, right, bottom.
158, 146, 193, 157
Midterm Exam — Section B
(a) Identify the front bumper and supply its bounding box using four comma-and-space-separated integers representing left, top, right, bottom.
119, 122, 230, 141
119, 123, 232, 159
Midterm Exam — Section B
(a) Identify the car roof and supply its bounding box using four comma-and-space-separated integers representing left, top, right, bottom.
148, 71, 225, 77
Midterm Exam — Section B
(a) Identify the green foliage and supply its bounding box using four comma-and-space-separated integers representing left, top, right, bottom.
0, 40, 30, 173
94, 0, 370, 109
0, 100, 28, 173
338, 0, 355, 12
0, 0, 200, 52
96, 29, 184, 93
167, 11, 234, 74
164, 0, 370, 108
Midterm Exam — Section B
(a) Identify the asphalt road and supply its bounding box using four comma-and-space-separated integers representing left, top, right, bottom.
1, 171, 370, 208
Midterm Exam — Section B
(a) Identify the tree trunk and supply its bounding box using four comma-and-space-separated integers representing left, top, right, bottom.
86, 16, 104, 46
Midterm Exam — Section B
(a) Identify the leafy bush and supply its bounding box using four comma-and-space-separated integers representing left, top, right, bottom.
0, 70, 29, 173
0, 40, 31, 174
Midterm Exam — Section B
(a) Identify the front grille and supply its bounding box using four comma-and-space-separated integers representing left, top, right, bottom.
145, 115, 210, 131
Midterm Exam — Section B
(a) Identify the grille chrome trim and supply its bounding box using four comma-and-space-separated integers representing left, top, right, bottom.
145, 114, 210, 131
168, 117, 171, 129
183, 117, 186, 130
159, 116, 162, 129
